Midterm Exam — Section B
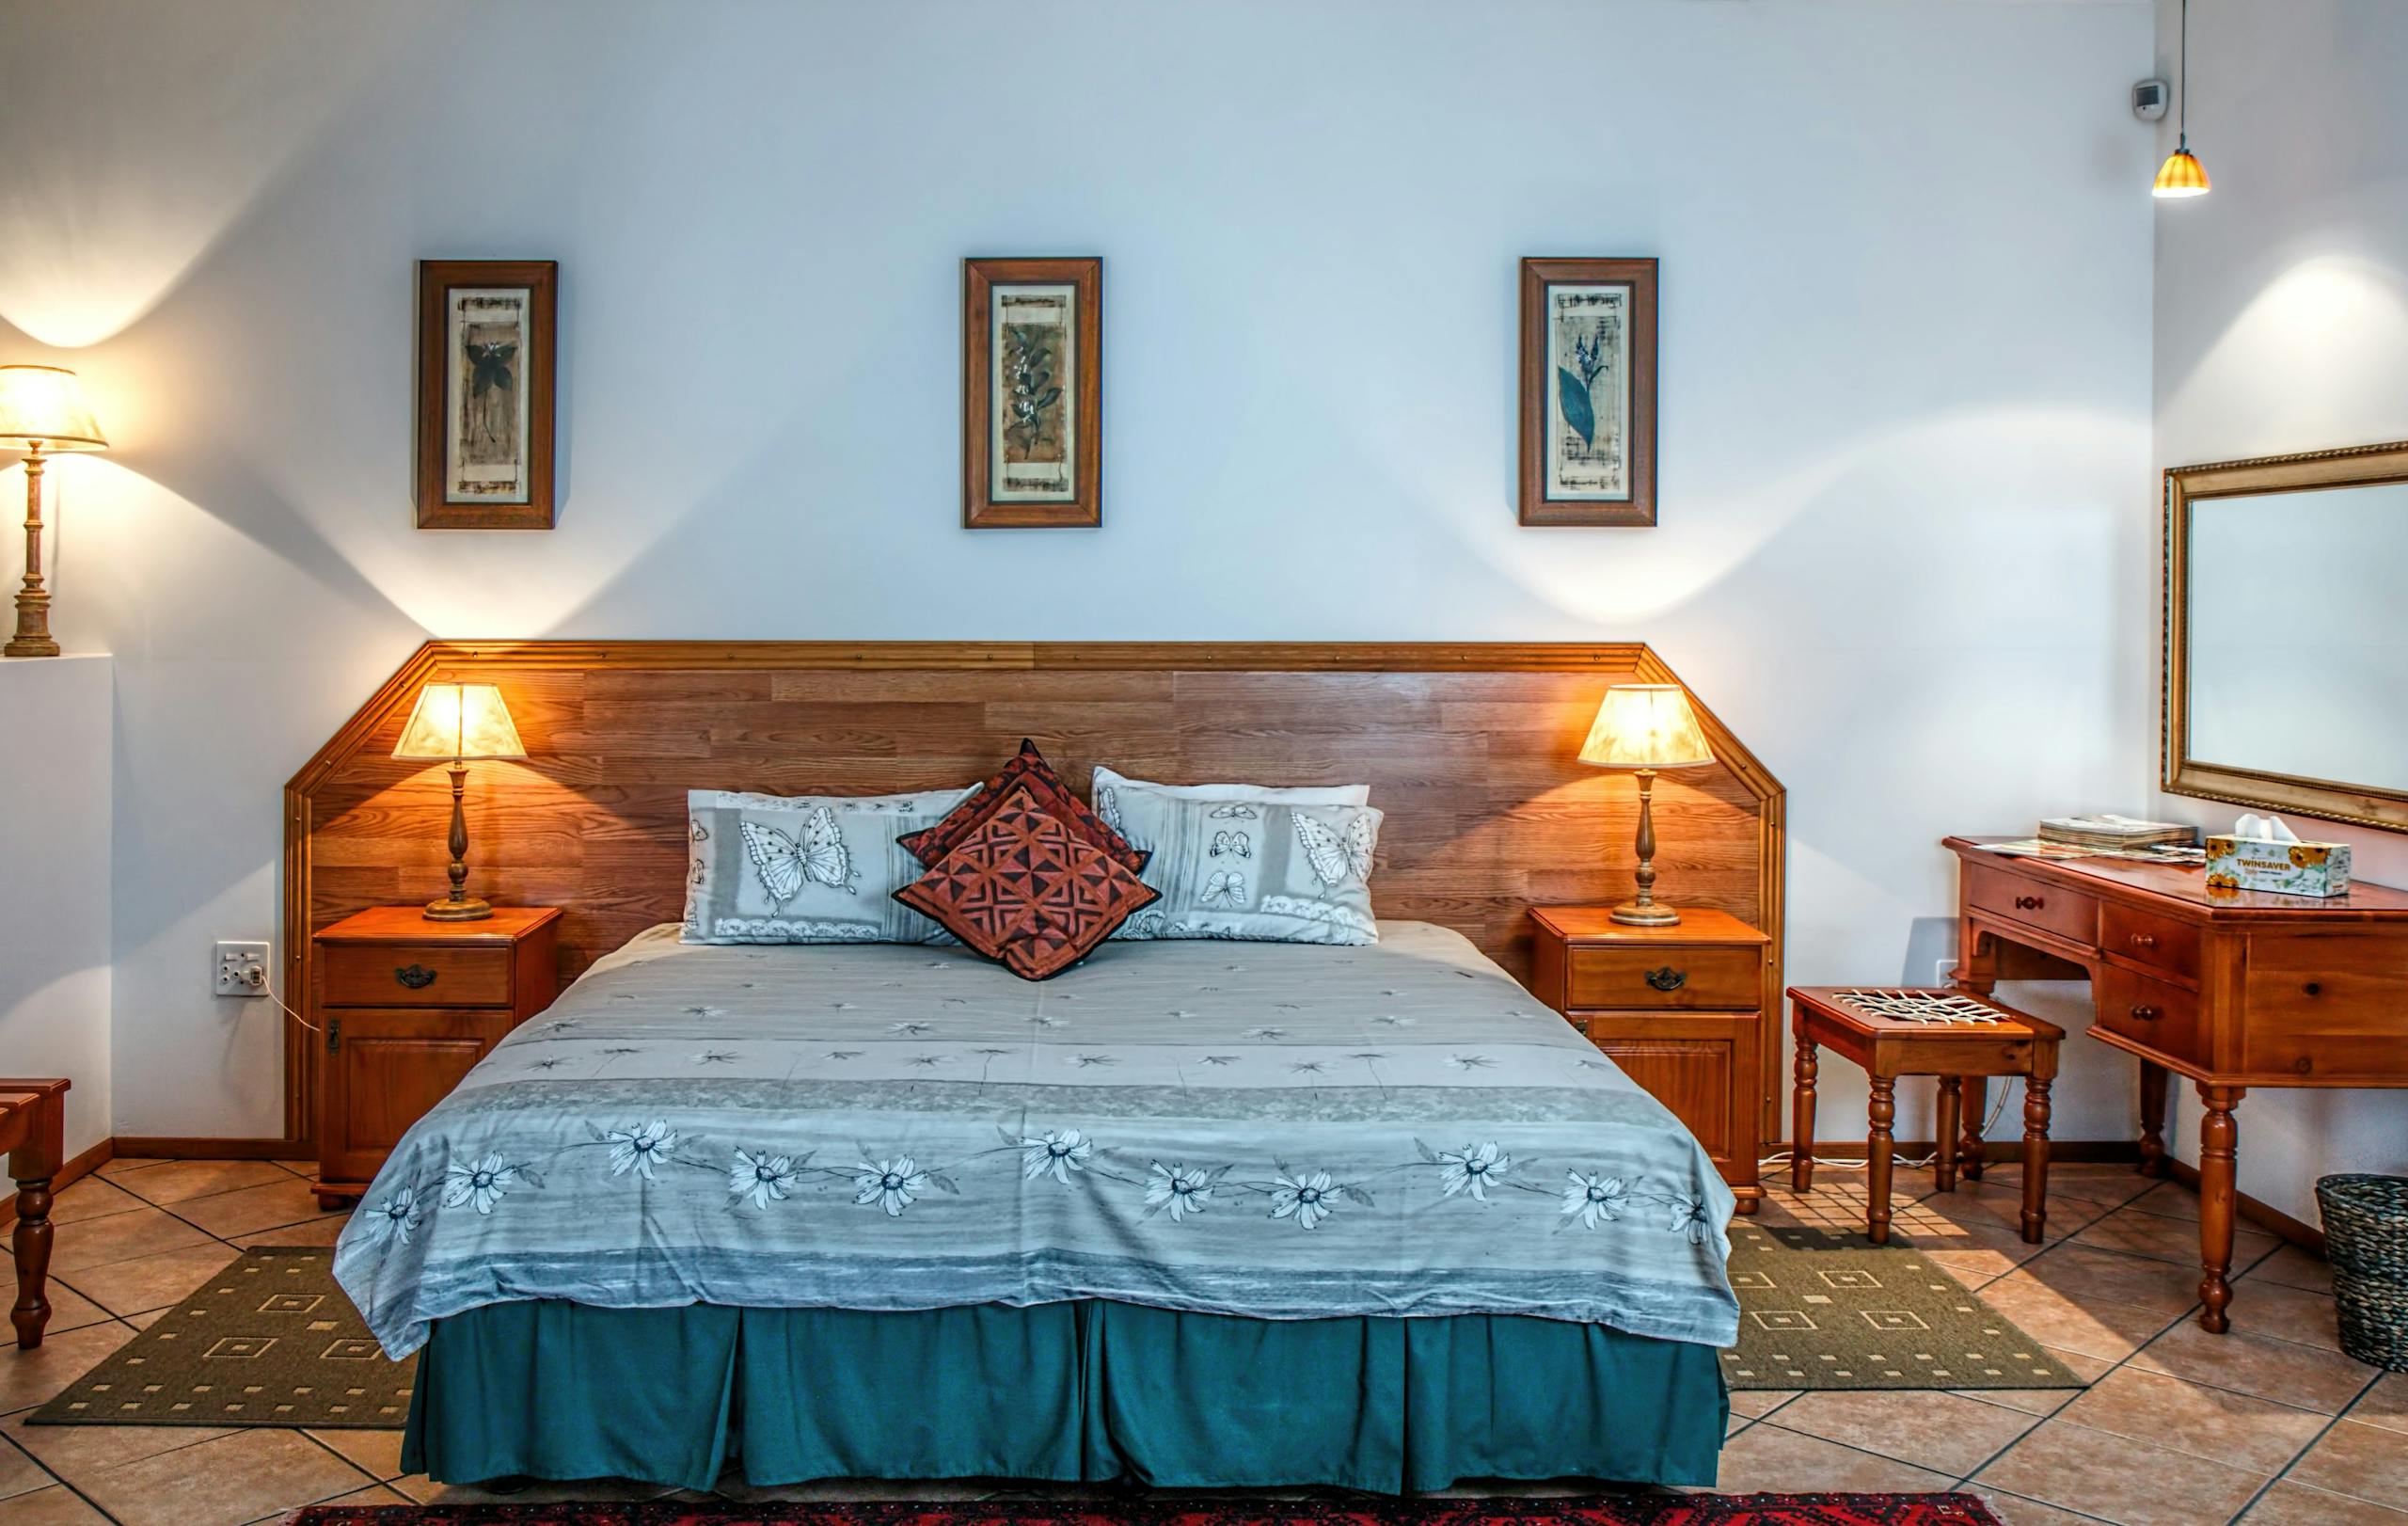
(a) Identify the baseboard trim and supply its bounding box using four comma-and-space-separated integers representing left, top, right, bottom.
1782, 1139, 2141, 1165
2164, 1158, 2326, 1254
0, 1137, 115, 1230
111, 1136, 311, 1162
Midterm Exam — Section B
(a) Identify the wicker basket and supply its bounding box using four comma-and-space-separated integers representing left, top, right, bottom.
2318, 1173, 2408, 1371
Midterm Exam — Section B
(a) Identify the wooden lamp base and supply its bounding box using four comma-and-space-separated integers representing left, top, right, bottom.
1609, 767, 1683, 927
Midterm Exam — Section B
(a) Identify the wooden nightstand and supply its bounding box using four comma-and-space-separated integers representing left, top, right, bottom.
1529, 907, 1769, 1216
312, 907, 561, 1208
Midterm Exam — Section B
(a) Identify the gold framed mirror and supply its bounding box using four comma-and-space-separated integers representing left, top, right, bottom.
2164, 440, 2408, 833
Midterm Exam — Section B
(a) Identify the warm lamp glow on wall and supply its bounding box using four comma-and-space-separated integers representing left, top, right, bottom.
1579, 684, 1715, 927
0, 366, 109, 658
393, 682, 526, 921
2154, 0, 2210, 199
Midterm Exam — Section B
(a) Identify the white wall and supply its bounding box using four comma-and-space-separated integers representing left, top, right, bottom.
0, 0, 2158, 1144
2150, 0, 2408, 1224
0, 655, 113, 1161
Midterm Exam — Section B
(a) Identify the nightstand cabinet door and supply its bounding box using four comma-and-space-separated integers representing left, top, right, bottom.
1571, 1011, 1758, 1181
318, 1009, 514, 1187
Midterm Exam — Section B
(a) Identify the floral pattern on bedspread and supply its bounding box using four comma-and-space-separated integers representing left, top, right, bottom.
333, 920, 1739, 1357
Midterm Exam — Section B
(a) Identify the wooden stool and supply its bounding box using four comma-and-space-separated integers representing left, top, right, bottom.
1787, 988, 2062, 1245
0, 1079, 69, 1349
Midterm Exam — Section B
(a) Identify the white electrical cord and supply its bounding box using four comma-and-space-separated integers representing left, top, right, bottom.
1759, 1080, 2016, 1173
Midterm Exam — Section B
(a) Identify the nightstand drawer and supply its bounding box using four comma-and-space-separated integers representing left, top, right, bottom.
1565, 945, 1759, 1010
321, 944, 514, 1008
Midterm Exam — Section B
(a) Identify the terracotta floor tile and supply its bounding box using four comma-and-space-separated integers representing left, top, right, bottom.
56, 1242, 240, 1317
166, 1179, 341, 1240
232, 1216, 349, 1249
2351, 1370, 2408, 1437
76, 1425, 373, 1526
1954, 1344, 2114, 1417
1712, 1422, 1956, 1495
95, 1159, 167, 1178
2226, 1279, 2344, 1353
2127, 1182, 2201, 1223
2071, 1203, 2274, 1269
2242, 1479, 2408, 1523
2241, 1245, 2337, 1298
2, 1402, 233, 1486
2287, 1418, 2408, 1510
2055, 1365, 2328, 1474
1768, 1388, 2037, 1477
1956, 1482, 2133, 1526
2129, 1318, 2378, 1413
0, 1324, 133, 1412
0, 1484, 113, 1524
395, 1472, 673, 1504
46, 1207, 215, 1276
122, 1310, 166, 1331
46, 1177, 145, 1227
0, 1432, 55, 1502
1725, 1389, 1798, 1420
109, 1160, 293, 1207
306, 1425, 404, 1480
21, 1281, 112, 1338
292, 1483, 413, 1517
2013, 1240, 2210, 1317
1975, 1270, 2181, 1361
1975, 1416, 2271, 1526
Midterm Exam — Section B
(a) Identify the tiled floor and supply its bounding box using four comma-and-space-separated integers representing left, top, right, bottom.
1, 1156, 2401, 1524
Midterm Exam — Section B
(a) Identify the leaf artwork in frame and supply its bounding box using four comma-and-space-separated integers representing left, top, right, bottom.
1518, 257, 1657, 527
963, 257, 1102, 529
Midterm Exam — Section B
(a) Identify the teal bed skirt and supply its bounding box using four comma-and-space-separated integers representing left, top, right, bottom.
403, 1299, 1726, 1494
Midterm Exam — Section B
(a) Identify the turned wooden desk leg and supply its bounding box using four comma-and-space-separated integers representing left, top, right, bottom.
2196, 1084, 2244, 1333
1935, 1076, 1962, 1193
2137, 1060, 2170, 1179
2020, 1076, 2053, 1245
1959, 1075, 1988, 1181
10, 1174, 54, 1349
1865, 1075, 1896, 1245
1791, 1024, 1818, 1194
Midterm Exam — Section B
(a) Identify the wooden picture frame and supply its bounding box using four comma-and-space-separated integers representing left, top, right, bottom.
963, 257, 1101, 528
1519, 257, 1657, 527
415, 260, 558, 530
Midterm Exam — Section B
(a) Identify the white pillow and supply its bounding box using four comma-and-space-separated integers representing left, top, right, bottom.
1088, 763, 1370, 809
681, 786, 976, 945
1100, 782, 1385, 946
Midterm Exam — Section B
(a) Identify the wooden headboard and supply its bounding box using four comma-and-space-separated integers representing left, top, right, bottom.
282, 642, 1784, 1143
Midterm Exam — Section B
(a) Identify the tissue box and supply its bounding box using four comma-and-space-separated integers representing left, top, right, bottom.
2204, 835, 2353, 897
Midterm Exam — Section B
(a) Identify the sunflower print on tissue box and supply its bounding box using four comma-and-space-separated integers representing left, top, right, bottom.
1097, 779, 1386, 946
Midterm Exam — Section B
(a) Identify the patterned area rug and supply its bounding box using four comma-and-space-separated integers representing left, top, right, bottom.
1721, 1224, 2082, 1391
28, 1248, 414, 1429
285, 1497, 2004, 1525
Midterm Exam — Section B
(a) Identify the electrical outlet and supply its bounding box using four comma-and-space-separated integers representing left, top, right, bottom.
1936, 957, 1956, 987
215, 941, 271, 997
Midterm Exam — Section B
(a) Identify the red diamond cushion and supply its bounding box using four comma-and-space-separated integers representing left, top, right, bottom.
897, 739, 1147, 874
895, 782, 1160, 980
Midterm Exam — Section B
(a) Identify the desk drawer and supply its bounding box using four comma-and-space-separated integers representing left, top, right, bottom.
1565, 946, 1760, 1009
1967, 864, 2099, 947
2095, 965, 2204, 1068
2101, 902, 2202, 985
321, 944, 514, 1008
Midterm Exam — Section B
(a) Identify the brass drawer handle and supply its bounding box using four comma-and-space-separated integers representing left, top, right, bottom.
2014, 895, 2044, 912
2129, 932, 2157, 950
2129, 1004, 2162, 1023
1645, 966, 1687, 993
395, 964, 438, 990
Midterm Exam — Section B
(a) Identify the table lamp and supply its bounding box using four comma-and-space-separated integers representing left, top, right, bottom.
393, 682, 525, 920
0, 366, 109, 659
1578, 683, 1715, 926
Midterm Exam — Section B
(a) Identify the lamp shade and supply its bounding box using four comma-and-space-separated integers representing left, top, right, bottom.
0, 366, 107, 451
1578, 684, 1713, 770
393, 682, 525, 761
2152, 146, 2210, 199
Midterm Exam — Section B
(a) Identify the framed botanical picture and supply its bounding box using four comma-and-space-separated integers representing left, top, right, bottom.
963, 257, 1101, 528
415, 259, 558, 529
1519, 257, 1657, 526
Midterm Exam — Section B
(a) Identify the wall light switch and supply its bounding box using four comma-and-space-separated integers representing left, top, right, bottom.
215, 940, 271, 997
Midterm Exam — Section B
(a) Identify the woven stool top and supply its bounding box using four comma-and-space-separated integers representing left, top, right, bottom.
1788, 985, 2063, 1039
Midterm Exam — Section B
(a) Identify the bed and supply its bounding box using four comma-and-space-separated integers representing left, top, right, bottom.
335, 919, 1739, 1491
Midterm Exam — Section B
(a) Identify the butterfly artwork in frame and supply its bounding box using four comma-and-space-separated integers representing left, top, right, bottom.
963, 257, 1102, 529
416, 259, 557, 529
1518, 257, 1657, 527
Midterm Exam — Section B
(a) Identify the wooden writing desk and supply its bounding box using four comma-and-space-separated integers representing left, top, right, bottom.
1945, 837, 2408, 1333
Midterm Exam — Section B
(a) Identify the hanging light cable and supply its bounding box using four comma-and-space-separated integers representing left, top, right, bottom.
2154, 0, 2210, 198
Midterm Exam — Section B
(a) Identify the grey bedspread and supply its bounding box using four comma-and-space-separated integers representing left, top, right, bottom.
333, 920, 1739, 1357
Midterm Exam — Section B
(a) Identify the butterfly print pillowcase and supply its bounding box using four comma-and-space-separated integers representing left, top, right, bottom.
682, 787, 976, 945
1101, 787, 1386, 946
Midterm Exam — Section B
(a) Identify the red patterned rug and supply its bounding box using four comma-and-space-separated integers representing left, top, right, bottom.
283, 1495, 2003, 1526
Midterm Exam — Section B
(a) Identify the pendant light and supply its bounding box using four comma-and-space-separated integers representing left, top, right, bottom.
2154, 0, 2210, 199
